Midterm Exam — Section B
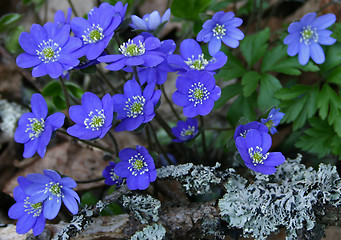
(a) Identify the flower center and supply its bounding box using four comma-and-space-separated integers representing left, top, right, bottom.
213, 24, 226, 39
110, 168, 119, 181
25, 118, 45, 140
184, 54, 209, 70
36, 39, 61, 63
119, 39, 146, 57
124, 95, 146, 118
180, 126, 196, 137
248, 146, 269, 166
24, 197, 42, 217
82, 24, 104, 44
265, 120, 274, 129
44, 182, 63, 201
188, 82, 210, 106
84, 109, 106, 131
300, 26, 318, 45
128, 153, 149, 176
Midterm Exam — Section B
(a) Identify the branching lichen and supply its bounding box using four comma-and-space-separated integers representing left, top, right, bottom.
122, 194, 161, 224
130, 223, 166, 240
0, 99, 27, 137
218, 154, 341, 240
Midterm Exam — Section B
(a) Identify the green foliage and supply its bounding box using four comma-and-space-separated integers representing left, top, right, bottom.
240, 28, 270, 68
227, 93, 257, 125
214, 83, 242, 110
215, 48, 247, 81
5, 26, 24, 54
241, 71, 261, 97
331, 22, 341, 43
171, 0, 211, 20
320, 43, 341, 72
257, 73, 281, 111
296, 117, 341, 159
0, 13, 22, 33
275, 84, 318, 130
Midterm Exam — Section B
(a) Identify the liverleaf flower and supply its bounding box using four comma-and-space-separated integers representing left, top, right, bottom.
172, 118, 198, 142
172, 70, 221, 117
71, 2, 122, 60
67, 92, 114, 140
235, 129, 285, 175
283, 12, 336, 65
54, 7, 72, 27
114, 145, 157, 190
113, 79, 161, 132
261, 108, 285, 134
233, 121, 268, 140
196, 11, 244, 56
167, 38, 227, 74
14, 93, 65, 158
98, 34, 164, 71
102, 161, 124, 186
24, 169, 80, 220
16, 22, 83, 78
130, 8, 171, 31
8, 176, 46, 236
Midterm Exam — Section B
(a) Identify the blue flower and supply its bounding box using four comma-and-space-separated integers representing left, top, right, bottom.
114, 145, 157, 190
167, 39, 227, 74
98, 35, 164, 71
102, 161, 124, 186
71, 2, 122, 60
8, 176, 46, 236
235, 129, 285, 175
16, 22, 83, 78
130, 8, 170, 31
233, 121, 268, 140
14, 93, 65, 158
261, 108, 285, 134
67, 92, 114, 140
197, 11, 244, 56
112, 1, 128, 24
172, 70, 221, 117
283, 12, 336, 65
113, 79, 161, 131
54, 7, 72, 27
172, 118, 198, 142
125, 38, 176, 85
24, 169, 80, 220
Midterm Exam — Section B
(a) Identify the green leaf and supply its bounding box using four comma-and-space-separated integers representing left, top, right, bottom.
275, 84, 318, 130
215, 47, 247, 81
317, 83, 341, 137
257, 73, 281, 111
80, 192, 98, 206
240, 28, 270, 68
65, 82, 84, 98
227, 93, 257, 126
241, 71, 261, 97
213, 83, 242, 110
0, 13, 22, 33
52, 95, 67, 110
5, 26, 25, 53
320, 43, 341, 72
42, 81, 62, 97
171, 0, 211, 20
327, 65, 341, 85
331, 22, 341, 43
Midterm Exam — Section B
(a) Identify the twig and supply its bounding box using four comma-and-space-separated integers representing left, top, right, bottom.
107, 131, 120, 158
148, 123, 172, 165
160, 85, 181, 121
59, 76, 71, 110
67, 0, 79, 17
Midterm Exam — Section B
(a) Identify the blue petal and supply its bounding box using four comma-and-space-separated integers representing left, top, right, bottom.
26, 173, 51, 184
106, 58, 127, 71
8, 203, 25, 219
253, 165, 277, 175
125, 56, 145, 66
43, 195, 62, 219
136, 174, 150, 190
16, 53, 41, 68
62, 190, 79, 214
60, 177, 77, 188
288, 22, 302, 34
62, 186, 80, 202
16, 212, 36, 234
172, 91, 190, 107
32, 214, 46, 236
116, 115, 144, 131
29, 191, 49, 204
30, 24, 48, 45
37, 125, 52, 158
196, 99, 214, 116
141, 53, 164, 67
147, 11, 161, 31
45, 112, 65, 130
124, 79, 142, 97
46, 62, 63, 79
32, 63, 47, 77
287, 40, 299, 57
81, 92, 102, 114
222, 35, 239, 48
23, 138, 39, 158
54, 24, 70, 47
260, 131, 272, 153
245, 129, 262, 150
69, 105, 87, 125
14, 125, 30, 143
318, 30, 336, 45
226, 27, 244, 40
312, 13, 336, 30
126, 175, 138, 190
119, 148, 137, 162
102, 93, 114, 127
300, 12, 316, 25
264, 152, 285, 167
98, 54, 125, 63
310, 43, 325, 64
131, 15, 147, 30
70, 17, 90, 37
205, 51, 227, 70
144, 37, 161, 51
180, 39, 202, 60
183, 105, 198, 118
18, 32, 37, 55
208, 38, 221, 56
298, 43, 310, 65
44, 169, 61, 182
114, 161, 131, 177
149, 169, 157, 182
161, 9, 171, 23
31, 93, 48, 119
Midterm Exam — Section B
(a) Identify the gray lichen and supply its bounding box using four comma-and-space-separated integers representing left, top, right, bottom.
122, 194, 161, 224
0, 99, 27, 137
218, 154, 341, 240
130, 223, 166, 240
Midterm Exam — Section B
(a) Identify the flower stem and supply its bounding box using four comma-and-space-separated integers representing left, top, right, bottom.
203, 127, 233, 131
132, 66, 140, 85
200, 116, 207, 155
96, 66, 119, 94
148, 123, 172, 164
107, 131, 120, 158
59, 76, 71, 110
155, 112, 174, 139
75, 177, 104, 184
67, 0, 79, 17
57, 129, 115, 155
160, 85, 181, 121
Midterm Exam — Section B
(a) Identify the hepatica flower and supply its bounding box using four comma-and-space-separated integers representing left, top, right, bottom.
168, 39, 227, 74
14, 93, 65, 158
284, 12, 336, 65
98, 35, 164, 71
102, 161, 124, 186
25, 169, 80, 220
197, 11, 244, 56
8, 176, 46, 236
130, 8, 170, 31
172, 70, 221, 117
172, 118, 198, 142
261, 108, 285, 134
113, 79, 161, 131
16, 22, 83, 78
67, 92, 114, 140
235, 129, 285, 175
54, 7, 72, 27
233, 121, 268, 140
71, 2, 121, 60
114, 145, 157, 190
